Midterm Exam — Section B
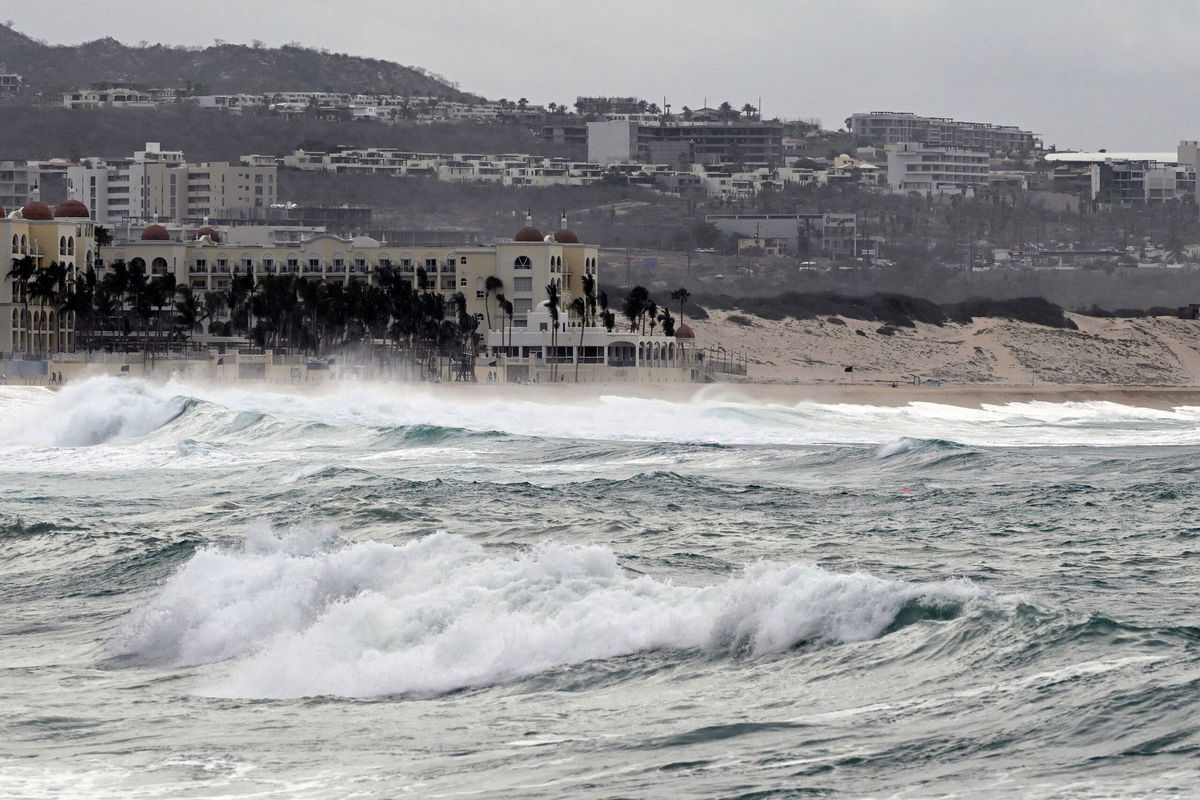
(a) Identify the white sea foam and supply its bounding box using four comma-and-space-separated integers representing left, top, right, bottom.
110, 526, 980, 699
0, 379, 190, 447
4, 377, 1200, 452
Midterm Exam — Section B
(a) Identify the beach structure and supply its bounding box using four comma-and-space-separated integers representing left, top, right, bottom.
0, 201, 97, 359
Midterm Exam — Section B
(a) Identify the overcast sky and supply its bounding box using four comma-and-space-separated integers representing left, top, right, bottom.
15, 0, 1197, 151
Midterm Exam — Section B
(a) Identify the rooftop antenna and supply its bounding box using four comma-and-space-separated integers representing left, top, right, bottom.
525, 208, 533, 227
561, 208, 568, 229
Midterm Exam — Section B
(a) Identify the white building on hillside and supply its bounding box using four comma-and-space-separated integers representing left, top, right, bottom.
886, 142, 989, 193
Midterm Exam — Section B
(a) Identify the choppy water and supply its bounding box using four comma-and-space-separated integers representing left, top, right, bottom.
1, 378, 1198, 798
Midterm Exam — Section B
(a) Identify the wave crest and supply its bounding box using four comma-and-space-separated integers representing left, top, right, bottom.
109, 527, 981, 698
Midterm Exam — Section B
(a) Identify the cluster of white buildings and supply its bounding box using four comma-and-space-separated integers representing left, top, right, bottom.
0, 143, 279, 230
253, 147, 881, 200
62, 84, 544, 123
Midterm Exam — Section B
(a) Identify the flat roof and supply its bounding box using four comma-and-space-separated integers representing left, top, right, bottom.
1044, 152, 1178, 163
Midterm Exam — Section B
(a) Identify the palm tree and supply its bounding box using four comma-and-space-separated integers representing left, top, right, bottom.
645, 300, 658, 336
150, 272, 176, 358
484, 275, 503, 330
622, 286, 647, 333
173, 285, 210, 349
658, 308, 676, 337
545, 283, 560, 381
501, 297, 513, 355
60, 265, 96, 352
6, 255, 35, 352
670, 287, 691, 324
582, 274, 597, 327
569, 296, 586, 382
28, 262, 66, 355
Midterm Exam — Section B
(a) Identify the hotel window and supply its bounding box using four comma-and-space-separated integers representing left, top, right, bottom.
287, 258, 299, 270
513, 255, 532, 269
309, 258, 320, 269
425, 258, 438, 269
513, 277, 533, 292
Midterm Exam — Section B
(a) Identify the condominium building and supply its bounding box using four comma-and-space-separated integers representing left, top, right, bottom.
587, 119, 785, 165
886, 142, 990, 193
1, 201, 97, 356
0, 161, 34, 210
850, 112, 1039, 155
66, 142, 277, 228
1044, 143, 1200, 206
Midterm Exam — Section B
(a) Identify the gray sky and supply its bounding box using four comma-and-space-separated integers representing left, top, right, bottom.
15, 0, 1197, 151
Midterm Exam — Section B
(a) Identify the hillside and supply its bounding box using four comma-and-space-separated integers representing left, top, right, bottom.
0, 24, 474, 98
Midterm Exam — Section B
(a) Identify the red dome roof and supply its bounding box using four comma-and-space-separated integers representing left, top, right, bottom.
141, 224, 171, 241
195, 226, 221, 242
20, 202, 53, 221
674, 323, 696, 339
514, 226, 544, 242
54, 200, 90, 218
553, 229, 580, 243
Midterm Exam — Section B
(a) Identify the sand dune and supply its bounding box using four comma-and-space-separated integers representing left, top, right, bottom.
692, 310, 1200, 388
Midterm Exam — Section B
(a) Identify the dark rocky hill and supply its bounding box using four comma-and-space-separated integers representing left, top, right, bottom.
0, 24, 475, 98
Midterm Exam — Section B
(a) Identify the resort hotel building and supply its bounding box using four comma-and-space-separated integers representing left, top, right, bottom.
0, 201, 97, 357
4, 204, 705, 382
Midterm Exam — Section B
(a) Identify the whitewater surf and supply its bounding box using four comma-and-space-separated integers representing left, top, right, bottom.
2, 377, 1197, 798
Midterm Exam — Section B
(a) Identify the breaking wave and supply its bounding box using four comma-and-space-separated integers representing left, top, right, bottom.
4, 378, 1200, 452
109, 526, 982, 699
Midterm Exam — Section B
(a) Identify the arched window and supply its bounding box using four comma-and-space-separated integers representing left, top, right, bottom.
20, 235, 27, 252
11, 235, 17, 253
514, 255, 532, 269
67, 237, 75, 256
151, 257, 169, 275
86, 250, 93, 268
59, 236, 66, 255
129, 257, 146, 273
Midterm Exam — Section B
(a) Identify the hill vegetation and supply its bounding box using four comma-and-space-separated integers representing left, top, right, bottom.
0, 105, 556, 163
0, 23, 472, 97
694, 292, 1078, 329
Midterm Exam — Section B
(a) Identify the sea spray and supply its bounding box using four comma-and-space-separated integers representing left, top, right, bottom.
7, 377, 1200, 451
110, 526, 983, 698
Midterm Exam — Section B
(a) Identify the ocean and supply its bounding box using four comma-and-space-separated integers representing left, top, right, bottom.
1, 378, 1197, 799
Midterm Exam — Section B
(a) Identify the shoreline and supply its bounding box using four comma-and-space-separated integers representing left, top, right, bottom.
18, 373, 1200, 410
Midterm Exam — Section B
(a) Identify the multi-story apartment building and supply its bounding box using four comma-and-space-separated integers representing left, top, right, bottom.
1044, 143, 1199, 207
886, 142, 990, 193
850, 112, 1039, 155
588, 119, 785, 165
1, 201, 97, 356
0, 161, 34, 211
66, 143, 277, 229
